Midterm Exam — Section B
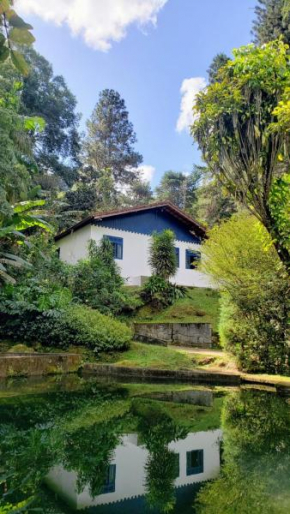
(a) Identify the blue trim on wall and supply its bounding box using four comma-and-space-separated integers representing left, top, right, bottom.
95, 208, 200, 244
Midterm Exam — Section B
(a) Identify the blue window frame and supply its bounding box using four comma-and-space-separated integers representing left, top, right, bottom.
102, 464, 116, 494
105, 235, 123, 260
175, 247, 180, 268
186, 450, 204, 476
186, 249, 201, 270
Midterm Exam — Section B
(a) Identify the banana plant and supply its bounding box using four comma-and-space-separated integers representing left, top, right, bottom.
0, 199, 53, 284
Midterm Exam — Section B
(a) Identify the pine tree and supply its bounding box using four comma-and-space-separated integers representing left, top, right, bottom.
155, 168, 201, 212
252, 0, 290, 45
207, 53, 229, 84
83, 89, 143, 188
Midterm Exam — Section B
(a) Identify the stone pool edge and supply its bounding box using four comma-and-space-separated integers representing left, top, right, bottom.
80, 363, 241, 385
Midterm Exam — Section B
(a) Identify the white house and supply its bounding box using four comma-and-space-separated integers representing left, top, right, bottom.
55, 202, 212, 288
46, 429, 222, 510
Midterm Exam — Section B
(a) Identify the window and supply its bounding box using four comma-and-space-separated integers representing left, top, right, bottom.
102, 464, 116, 494
186, 249, 201, 270
104, 235, 123, 260
175, 247, 180, 268
186, 450, 204, 476
173, 452, 180, 478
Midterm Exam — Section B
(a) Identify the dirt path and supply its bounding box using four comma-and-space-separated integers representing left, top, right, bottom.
171, 346, 224, 357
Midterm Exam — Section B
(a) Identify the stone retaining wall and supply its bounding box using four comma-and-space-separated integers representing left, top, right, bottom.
0, 353, 82, 378
81, 363, 240, 385
134, 322, 212, 348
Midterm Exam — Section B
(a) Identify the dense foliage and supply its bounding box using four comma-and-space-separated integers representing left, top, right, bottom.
141, 275, 186, 309
201, 213, 290, 372
252, 0, 290, 45
192, 40, 290, 269
155, 167, 201, 212
0, 287, 131, 351
83, 88, 143, 189
148, 230, 177, 281
197, 390, 290, 514
70, 238, 140, 315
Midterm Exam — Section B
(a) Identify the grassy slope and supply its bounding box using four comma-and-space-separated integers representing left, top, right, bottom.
98, 341, 233, 371
129, 287, 220, 332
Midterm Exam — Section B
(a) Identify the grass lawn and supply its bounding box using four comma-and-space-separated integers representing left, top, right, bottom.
129, 287, 220, 332
98, 341, 233, 371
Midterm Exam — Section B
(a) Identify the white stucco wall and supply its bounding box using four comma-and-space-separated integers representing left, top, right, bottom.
46, 429, 222, 510
57, 224, 212, 288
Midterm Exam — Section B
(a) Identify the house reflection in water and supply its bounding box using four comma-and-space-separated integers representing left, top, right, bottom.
46, 429, 222, 511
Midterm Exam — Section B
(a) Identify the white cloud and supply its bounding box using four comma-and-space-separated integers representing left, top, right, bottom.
138, 164, 155, 183
176, 77, 207, 133
15, 0, 168, 51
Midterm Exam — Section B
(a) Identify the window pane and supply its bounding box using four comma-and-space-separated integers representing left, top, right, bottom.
186, 250, 201, 269
104, 236, 123, 260
186, 450, 204, 475
173, 452, 180, 478
175, 247, 180, 268
102, 464, 116, 494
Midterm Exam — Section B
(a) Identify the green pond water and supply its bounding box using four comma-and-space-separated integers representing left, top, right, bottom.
0, 376, 290, 514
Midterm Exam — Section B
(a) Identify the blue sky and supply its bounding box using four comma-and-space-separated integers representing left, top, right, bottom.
17, 0, 256, 187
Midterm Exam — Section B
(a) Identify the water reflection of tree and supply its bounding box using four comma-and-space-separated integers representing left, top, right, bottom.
133, 399, 188, 513
0, 384, 128, 509
197, 390, 290, 514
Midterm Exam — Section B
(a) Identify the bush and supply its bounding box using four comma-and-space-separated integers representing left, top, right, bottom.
70, 239, 140, 315
202, 213, 290, 373
141, 275, 186, 309
0, 303, 131, 352
42, 305, 132, 351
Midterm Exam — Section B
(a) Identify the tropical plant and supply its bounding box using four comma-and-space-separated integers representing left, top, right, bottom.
0, 200, 52, 283
192, 40, 290, 269
149, 230, 177, 281
141, 275, 186, 309
0, 0, 35, 76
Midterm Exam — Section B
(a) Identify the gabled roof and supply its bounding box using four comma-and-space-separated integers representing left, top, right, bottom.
55, 201, 206, 241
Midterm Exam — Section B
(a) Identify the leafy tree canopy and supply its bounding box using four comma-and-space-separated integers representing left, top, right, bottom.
155, 167, 201, 212
192, 39, 290, 268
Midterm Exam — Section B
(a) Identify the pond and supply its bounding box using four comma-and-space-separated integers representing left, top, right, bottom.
1, 376, 290, 514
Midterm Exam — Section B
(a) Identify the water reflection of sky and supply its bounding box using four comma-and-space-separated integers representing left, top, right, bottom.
46, 429, 222, 511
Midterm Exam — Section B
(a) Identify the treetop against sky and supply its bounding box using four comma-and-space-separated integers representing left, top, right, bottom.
15, 0, 256, 187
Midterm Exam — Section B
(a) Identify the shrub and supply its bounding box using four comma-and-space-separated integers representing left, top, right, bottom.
202, 213, 290, 373
0, 303, 131, 352
42, 305, 132, 351
141, 275, 186, 309
148, 230, 177, 280
70, 239, 140, 315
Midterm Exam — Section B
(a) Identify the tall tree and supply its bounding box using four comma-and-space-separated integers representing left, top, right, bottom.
192, 40, 290, 269
126, 179, 153, 206
192, 171, 237, 227
252, 0, 290, 45
83, 89, 143, 188
20, 48, 81, 187
207, 53, 229, 84
155, 167, 201, 212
